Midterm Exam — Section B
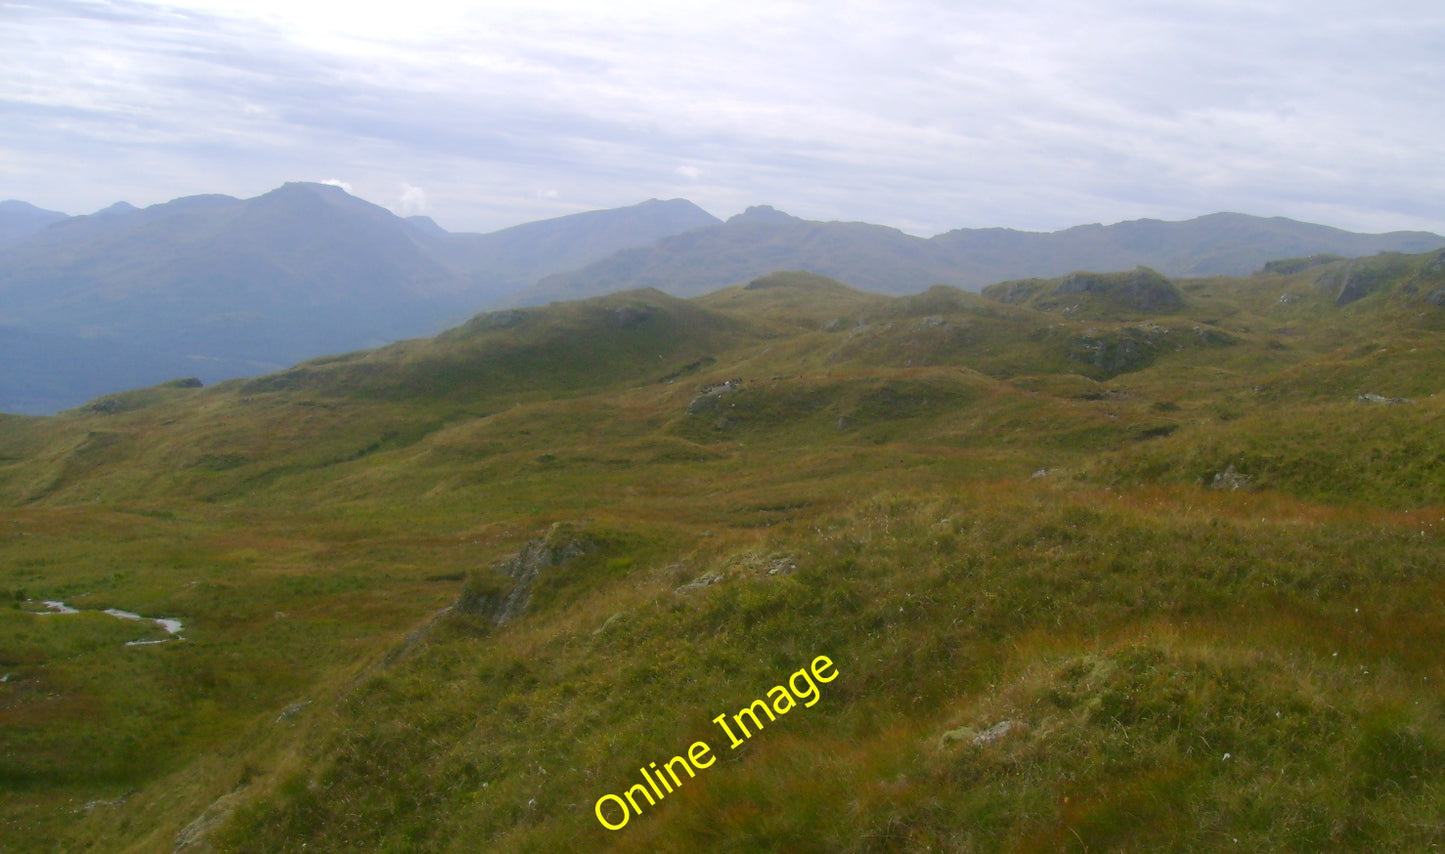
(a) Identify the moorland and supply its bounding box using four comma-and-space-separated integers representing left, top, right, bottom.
2, 250, 1443, 852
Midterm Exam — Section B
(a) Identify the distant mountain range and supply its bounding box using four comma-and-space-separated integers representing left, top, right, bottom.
1, 182, 1441, 414
516, 206, 1445, 304
0, 184, 717, 413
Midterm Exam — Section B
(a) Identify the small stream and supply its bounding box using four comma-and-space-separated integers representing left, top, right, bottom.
34, 600, 185, 645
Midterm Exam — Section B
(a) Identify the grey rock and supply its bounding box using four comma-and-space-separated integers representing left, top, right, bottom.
1313, 257, 1410, 306
939, 719, 1028, 748
1357, 392, 1412, 405
593, 612, 627, 634
275, 700, 311, 723
457, 523, 593, 625
1210, 464, 1251, 491
766, 558, 797, 576
972, 720, 1025, 745
675, 572, 725, 594
173, 787, 250, 853
687, 379, 742, 414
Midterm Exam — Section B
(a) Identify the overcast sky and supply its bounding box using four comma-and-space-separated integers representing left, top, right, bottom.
3, 0, 1442, 236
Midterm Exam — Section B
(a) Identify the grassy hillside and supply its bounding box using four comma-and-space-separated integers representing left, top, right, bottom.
0, 256, 1442, 852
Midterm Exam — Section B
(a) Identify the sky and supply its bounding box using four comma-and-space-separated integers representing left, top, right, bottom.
2, 0, 1442, 237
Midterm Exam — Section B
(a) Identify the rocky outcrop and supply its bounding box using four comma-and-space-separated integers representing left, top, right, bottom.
1357, 393, 1412, 405
938, 719, 1029, 748
687, 379, 742, 414
1313, 254, 1415, 306
456, 524, 593, 625
1053, 267, 1185, 313
984, 268, 1185, 314
1210, 464, 1251, 491
674, 572, 725, 594
173, 786, 250, 853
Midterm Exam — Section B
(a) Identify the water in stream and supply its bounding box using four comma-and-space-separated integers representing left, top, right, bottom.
34, 600, 185, 644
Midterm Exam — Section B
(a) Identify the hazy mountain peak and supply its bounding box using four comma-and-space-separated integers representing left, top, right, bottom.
94, 201, 138, 216
729, 205, 800, 225
0, 199, 70, 243
273, 180, 348, 196
1, 199, 66, 215
260, 181, 369, 208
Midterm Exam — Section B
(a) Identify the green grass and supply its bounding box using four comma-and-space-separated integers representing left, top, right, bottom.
0, 258, 1442, 851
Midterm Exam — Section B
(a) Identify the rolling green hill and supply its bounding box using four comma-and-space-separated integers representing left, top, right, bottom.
0, 254, 1442, 852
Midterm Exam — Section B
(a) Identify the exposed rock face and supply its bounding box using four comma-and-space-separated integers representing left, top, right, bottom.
1421, 250, 1445, 306
456, 524, 593, 625
1331, 262, 1382, 305
1421, 249, 1445, 276
981, 278, 1046, 305
687, 379, 742, 414
1313, 256, 1407, 306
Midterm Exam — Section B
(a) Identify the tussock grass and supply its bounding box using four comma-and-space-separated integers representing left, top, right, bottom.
1, 258, 1442, 851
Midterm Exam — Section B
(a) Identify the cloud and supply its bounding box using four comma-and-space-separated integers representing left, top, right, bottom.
396, 182, 428, 216
321, 178, 353, 193
1, 0, 1442, 235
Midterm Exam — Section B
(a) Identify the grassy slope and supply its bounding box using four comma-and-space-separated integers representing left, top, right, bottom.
0, 261, 1442, 852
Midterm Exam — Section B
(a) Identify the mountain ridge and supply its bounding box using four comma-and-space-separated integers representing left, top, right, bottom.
0, 185, 719, 413
518, 208, 1445, 304
3, 183, 1442, 413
